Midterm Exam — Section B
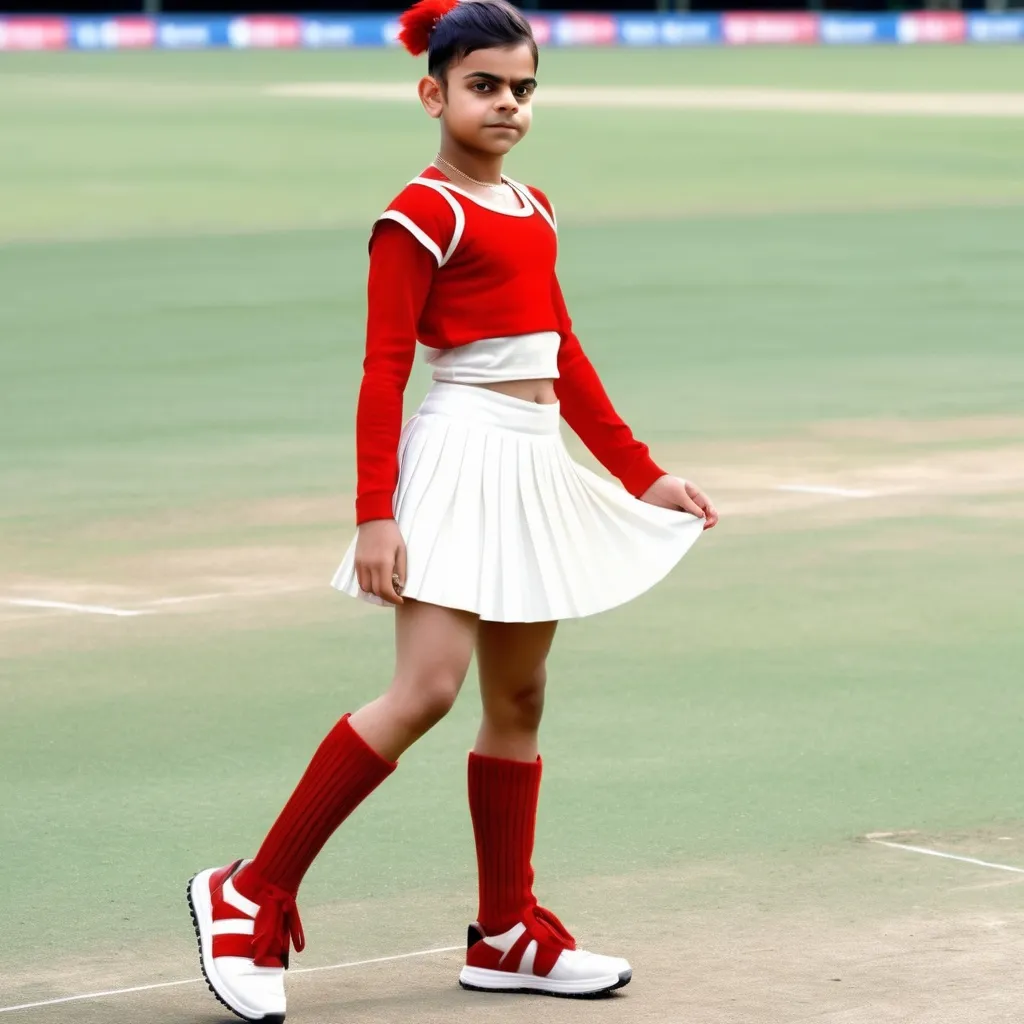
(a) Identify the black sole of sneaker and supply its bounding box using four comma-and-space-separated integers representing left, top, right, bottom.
459, 968, 632, 999
186, 874, 285, 1024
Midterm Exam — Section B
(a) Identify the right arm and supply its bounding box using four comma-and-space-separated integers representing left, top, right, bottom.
355, 221, 435, 525
353, 222, 436, 602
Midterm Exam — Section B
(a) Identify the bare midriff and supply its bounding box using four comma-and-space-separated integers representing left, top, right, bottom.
460, 379, 558, 405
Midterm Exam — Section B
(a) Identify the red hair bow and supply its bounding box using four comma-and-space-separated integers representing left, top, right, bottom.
397, 0, 460, 56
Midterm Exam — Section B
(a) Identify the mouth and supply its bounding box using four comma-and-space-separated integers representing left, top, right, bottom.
485, 124, 519, 132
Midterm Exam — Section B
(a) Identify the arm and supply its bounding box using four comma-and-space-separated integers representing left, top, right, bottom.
552, 273, 666, 498
355, 222, 436, 525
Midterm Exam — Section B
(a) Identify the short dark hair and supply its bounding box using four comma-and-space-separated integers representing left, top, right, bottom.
428, 1, 538, 81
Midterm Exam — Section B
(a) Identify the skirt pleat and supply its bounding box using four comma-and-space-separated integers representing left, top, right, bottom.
332, 383, 704, 622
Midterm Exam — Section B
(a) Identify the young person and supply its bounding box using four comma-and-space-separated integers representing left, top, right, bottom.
187, 2, 717, 1019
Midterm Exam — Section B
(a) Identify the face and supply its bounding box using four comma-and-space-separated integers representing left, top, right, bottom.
419, 42, 538, 157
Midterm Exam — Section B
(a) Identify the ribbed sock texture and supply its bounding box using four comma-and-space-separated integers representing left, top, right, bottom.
236, 714, 395, 900
468, 751, 542, 935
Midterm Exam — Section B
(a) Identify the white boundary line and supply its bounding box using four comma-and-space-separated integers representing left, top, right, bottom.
290, 944, 461, 977
0, 598, 149, 618
0, 585, 312, 621
0, 477, 932, 625
144, 585, 310, 608
142, 591, 239, 608
3, 842, 1019, 1014
0, 979, 198, 1015
0, 944, 461, 1015
775, 484, 877, 499
870, 839, 1024, 875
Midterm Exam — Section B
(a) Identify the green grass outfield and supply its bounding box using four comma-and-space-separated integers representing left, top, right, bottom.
1, 47, 1023, 1023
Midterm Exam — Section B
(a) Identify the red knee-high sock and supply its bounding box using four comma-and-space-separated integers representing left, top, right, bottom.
468, 751, 542, 936
236, 714, 395, 901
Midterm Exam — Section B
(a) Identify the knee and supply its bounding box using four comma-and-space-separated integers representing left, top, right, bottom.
486, 669, 547, 732
511, 681, 546, 732
393, 664, 466, 732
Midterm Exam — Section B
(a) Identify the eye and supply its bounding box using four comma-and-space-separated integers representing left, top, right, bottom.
514, 84, 536, 99
472, 82, 493, 93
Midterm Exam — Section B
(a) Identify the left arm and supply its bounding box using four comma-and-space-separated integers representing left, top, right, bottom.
552, 273, 664, 498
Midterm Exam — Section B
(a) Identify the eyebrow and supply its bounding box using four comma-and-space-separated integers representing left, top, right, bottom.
463, 71, 538, 88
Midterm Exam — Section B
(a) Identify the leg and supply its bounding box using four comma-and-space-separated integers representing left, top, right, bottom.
466, 620, 554, 938
352, 599, 478, 761
460, 619, 632, 997
246, 599, 477, 896
189, 601, 477, 1023
475, 618, 556, 762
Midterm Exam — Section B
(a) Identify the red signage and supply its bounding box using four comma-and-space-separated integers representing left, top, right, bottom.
0, 17, 69, 51
109, 18, 157, 49
527, 16, 552, 48
228, 16, 302, 49
723, 13, 819, 46
897, 12, 967, 44
554, 15, 618, 47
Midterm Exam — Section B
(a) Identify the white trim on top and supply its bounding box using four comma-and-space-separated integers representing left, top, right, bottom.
408, 179, 466, 265
376, 210, 444, 266
507, 178, 557, 233
416, 176, 535, 218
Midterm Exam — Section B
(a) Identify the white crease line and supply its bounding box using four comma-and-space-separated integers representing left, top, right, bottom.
0, 586, 314, 622
0, 477, 926, 625
0, 598, 149, 618
290, 944, 461, 976
144, 585, 311, 608
0, 944, 461, 1015
870, 839, 1024, 875
0, 979, 199, 1015
775, 484, 878, 499
143, 591, 235, 607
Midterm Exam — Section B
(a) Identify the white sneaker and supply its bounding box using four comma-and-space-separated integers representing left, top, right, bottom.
187, 860, 304, 1022
459, 904, 632, 997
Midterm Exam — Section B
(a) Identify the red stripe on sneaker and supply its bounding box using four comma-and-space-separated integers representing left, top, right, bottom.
466, 940, 505, 972
211, 933, 283, 964
208, 860, 244, 909
503, 928, 535, 974
533, 939, 562, 979
527, 906, 575, 977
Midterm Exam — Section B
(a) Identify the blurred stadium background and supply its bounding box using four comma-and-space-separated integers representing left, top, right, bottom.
1, 3, 1022, 1024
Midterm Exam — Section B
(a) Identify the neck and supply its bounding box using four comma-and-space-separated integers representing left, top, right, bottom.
436, 141, 504, 186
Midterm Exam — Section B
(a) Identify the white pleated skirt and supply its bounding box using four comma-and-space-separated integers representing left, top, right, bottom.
332, 382, 704, 623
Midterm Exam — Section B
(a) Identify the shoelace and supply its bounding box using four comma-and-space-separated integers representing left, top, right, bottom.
252, 884, 306, 967
523, 904, 577, 952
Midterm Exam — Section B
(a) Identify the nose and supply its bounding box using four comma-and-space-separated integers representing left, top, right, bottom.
495, 88, 519, 113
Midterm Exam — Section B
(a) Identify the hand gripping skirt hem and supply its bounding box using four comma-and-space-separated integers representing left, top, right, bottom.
331, 382, 703, 623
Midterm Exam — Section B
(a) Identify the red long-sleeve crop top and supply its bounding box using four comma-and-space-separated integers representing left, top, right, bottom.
354, 166, 666, 524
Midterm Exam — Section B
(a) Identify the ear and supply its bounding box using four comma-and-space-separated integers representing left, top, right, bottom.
418, 75, 445, 120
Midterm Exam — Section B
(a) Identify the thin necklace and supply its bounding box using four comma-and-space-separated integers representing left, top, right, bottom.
434, 154, 505, 189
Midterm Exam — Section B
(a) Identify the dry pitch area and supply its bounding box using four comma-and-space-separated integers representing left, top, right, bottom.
6, 835, 1024, 1023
